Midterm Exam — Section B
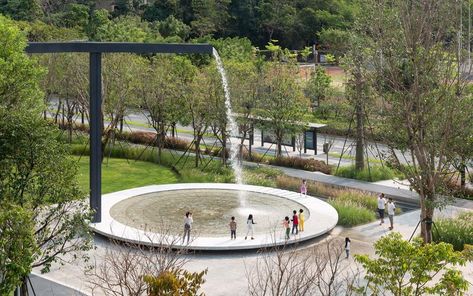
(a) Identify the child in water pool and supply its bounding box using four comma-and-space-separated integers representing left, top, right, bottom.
229, 216, 237, 239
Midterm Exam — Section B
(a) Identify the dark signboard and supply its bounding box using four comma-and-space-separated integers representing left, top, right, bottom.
304, 131, 315, 150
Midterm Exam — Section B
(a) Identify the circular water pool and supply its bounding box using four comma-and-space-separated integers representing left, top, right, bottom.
91, 183, 338, 250
110, 189, 309, 237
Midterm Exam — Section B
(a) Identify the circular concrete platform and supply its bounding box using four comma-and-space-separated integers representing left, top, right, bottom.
90, 183, 339, 251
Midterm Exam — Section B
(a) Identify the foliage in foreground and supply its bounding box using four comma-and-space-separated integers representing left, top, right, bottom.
355, 232, 471, 296
0, 203, 35, 294
144, 269, 207, 296
434, 212, 473, 251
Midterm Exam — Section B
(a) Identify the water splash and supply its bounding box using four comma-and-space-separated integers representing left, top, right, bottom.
213, 49, 245, 205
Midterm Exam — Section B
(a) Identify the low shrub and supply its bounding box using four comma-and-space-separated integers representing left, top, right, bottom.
328, 199, 376, 227
269, 156, 331, 174
334, 165, 402, 182
433, 212, 473, 251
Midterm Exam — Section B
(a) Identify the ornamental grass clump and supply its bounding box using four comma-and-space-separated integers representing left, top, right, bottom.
433, 212, 473, 251
328, 199, 376, 227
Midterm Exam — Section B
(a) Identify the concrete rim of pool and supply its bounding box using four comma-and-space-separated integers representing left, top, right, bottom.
90, 183, 339, 251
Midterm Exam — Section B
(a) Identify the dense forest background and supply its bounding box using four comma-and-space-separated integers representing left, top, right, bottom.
0, 0, 356, 49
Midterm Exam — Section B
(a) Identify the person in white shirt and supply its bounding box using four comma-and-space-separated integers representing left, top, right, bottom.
245, 214, 256, 240
387, 198, 396, 230
183, 212, 193, 244
377, 193, 387, 225
345, 237, 351, 259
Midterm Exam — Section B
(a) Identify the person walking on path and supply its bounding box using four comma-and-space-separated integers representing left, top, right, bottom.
229, 216, 237, 239
345, 237, 351, 259
298, 209, 305, 232
387, 198, 396, 230
283, 216, 290, 240
291, 210, 299, 235
377, 193, 387, 225
183, 212, 193, 244
245, 214, 256, 240
300, 179, 308, 197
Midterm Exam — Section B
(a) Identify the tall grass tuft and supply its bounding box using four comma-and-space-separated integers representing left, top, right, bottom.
328, 199, 376, 227
433, 212, 473, 251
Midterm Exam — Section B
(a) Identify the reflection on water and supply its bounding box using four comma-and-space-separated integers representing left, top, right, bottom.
110, 189, 309, 237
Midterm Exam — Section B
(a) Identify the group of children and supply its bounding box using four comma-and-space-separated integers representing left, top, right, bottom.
282, 209, 305, 240
227, 209, 306, 241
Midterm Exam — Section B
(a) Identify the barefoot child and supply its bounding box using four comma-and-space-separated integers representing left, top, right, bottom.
245, 214, 256, 240
300, 179, 308, 197
283, 216, 290, 240
229, 216, 237, 239
299, 209, 305, 232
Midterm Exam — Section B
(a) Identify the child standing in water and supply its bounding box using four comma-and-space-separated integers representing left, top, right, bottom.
300, 179, 308, 197
283, 216, 290, 240
229, 216, 237, 239
245, 214, 256, 240
299, 209, 305, 232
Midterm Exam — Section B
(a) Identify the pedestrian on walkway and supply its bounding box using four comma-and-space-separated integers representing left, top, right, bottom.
377, 193, 387, 225
291, 210, 299, 235
300, 179, 308, 196
387, 198, 396, 230
345, 237, 351, 259
229, 216, 237, 239
299, 209, 305, 232
283, 216, 290, 240
245, 214, 256, 240
183, 212, 193, 244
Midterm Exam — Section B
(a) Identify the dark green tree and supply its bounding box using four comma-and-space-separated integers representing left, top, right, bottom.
142, 0, 178, 22
0, 0, 43, 21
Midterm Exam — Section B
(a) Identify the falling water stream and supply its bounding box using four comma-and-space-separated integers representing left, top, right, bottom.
213, 49, 246, 207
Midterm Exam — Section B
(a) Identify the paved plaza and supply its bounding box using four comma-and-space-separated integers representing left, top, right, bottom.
33, 203, 473, 295
31, 172, 473, 296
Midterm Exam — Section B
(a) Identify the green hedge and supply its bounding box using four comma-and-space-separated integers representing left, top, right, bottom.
334, 165, 403, 182
433, 212, 473, 251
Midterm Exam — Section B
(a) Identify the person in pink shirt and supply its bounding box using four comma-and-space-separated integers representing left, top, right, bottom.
300, 179, 307, 196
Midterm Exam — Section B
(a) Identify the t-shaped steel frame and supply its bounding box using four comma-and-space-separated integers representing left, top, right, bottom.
26, 42, 214, 222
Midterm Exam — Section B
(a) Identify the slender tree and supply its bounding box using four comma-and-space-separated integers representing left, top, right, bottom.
257, 63, 309, 158
357, 0, 472, 242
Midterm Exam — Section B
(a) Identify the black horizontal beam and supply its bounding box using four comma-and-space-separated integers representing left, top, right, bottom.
25, 42, 214, 54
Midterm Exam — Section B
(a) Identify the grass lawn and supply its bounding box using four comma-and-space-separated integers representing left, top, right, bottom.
74, 156, 178, 194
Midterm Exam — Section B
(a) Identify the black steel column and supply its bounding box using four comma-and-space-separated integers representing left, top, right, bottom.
90, 52, 102, 223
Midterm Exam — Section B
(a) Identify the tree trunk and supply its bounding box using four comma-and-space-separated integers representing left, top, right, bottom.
20, 277, 28, 296
460, 158, 466, 189
221, 132, 227, 165
119, 116, 124, 134
419, 195, 435, 243
195, 135, 201, 168
354, 76, 365, 171
54, 100, 62, 124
